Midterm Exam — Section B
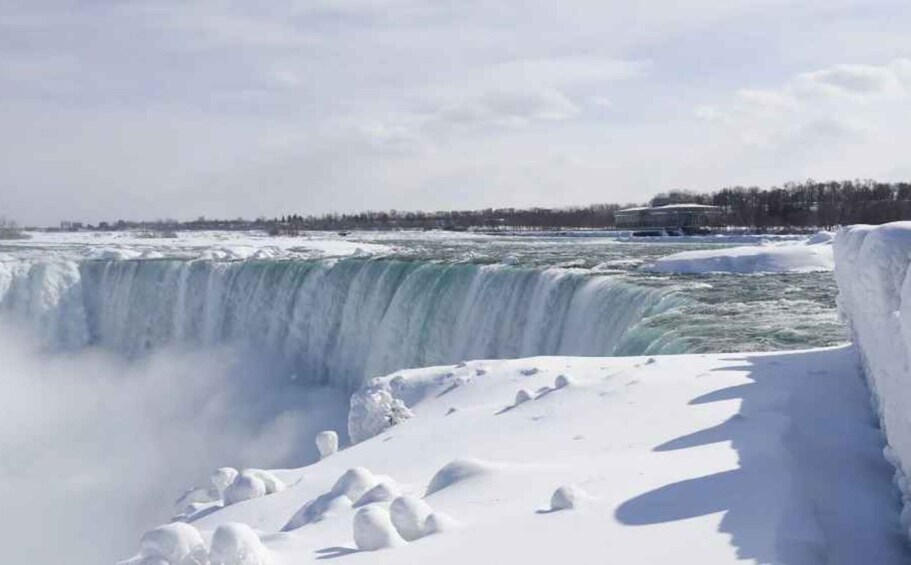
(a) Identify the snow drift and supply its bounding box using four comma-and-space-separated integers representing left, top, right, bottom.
835, 222, 911, 531
646, 232, 834, 274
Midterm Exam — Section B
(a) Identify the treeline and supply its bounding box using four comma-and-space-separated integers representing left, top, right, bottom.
79, 179, 911, 233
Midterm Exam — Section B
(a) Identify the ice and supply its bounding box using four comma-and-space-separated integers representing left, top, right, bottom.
353, 506, 405, 551
209, 523, 272, 565
212, 468, 239, 497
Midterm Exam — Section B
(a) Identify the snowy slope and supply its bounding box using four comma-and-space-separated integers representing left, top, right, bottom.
646, 233, 834, 274
121, 349, 908, 564
835, 222, 911, 533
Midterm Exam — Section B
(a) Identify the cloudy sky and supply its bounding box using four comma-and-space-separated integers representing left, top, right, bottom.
2, 0, 910, 225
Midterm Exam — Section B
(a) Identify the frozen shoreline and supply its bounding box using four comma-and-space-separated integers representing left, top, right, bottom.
123, 347, 907, 564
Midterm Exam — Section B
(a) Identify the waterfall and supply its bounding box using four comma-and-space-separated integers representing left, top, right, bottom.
0, 258, 683, 389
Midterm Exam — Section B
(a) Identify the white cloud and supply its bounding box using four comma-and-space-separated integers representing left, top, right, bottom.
795, 63, 906, 99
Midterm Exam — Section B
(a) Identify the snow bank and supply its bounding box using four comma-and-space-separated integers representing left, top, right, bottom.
646, 232, 834, 274
835, 222, 911, 529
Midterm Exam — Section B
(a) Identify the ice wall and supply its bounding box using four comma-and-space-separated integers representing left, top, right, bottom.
835, 222, 911, 528
0, 258, 681, 390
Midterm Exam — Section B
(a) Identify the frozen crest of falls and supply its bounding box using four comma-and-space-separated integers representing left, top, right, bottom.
0, 258, 683, 389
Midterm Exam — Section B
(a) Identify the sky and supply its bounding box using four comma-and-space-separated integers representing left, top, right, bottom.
1, 0, 910, 226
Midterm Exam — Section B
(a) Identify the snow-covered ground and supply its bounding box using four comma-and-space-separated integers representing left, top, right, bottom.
645, 232, 834, 274
835, 222, 911, 533
121, 349, 908, 564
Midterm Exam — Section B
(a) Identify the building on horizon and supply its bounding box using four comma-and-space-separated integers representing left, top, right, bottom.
614, 204, 722, 234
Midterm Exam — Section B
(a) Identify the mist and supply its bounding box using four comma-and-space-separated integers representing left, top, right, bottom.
0, 323, 349, 563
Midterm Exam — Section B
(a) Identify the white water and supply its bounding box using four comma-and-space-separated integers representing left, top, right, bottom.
1, 258, 681, 390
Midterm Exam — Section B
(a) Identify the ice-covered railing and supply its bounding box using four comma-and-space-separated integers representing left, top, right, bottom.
0, 257, 683, 390
835, 222, 911, 530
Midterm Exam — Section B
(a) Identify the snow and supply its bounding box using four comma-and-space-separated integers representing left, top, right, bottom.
834, 221, 911, 531
316, 431, 339, 459
223, 472, 267, 506
209, 523, 273, 565
156, 350, 907, 564
646, 232, 834, 274
131, 523, 208, 565
549, 485, 584, 511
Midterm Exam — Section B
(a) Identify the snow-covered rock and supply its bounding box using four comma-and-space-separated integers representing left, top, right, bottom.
316, 430, 339, 459
835, 222, 911, 529
137, 523, 208, 565
349, 385, 414, 444
514, 388, 534, 405
209, 523, 272, 565
389, 496, 433, 541
243, 469, 285, 495
353, 507, 405, 551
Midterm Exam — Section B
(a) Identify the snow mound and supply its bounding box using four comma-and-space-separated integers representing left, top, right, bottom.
175, 486, 217, 515
423, 512, 459, 535
514, 388, 534, 405
224, 472, 266, 506
550, 485, 584, 511
212, 468, 239, 496
316, 430, 339, 459
209, 523, 272, 565
353, 506, 405, 551
389, 496, 433, 541
646, 233, 834, 274
426, 458, 495, 495
137, 523, 207, 565
332, 467, 379, 501
283, 492, 352, 530
353, 481, 401, 508
554, 374, 574, 389
243, 469, 285, 495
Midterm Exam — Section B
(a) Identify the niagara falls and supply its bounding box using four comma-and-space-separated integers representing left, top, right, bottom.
4, 2, 911, 564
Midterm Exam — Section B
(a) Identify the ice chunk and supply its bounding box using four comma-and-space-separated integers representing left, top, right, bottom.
353, 507, 405, 551
389, 495, 433, 541
316, 430, 339, 459
138, 523, 207, 565
209, 523, 272, 565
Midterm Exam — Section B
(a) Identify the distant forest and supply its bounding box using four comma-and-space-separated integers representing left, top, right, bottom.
85, 179, 911, 233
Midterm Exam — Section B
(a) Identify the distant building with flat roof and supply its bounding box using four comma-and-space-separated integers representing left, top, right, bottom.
615, 204, 722, 233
